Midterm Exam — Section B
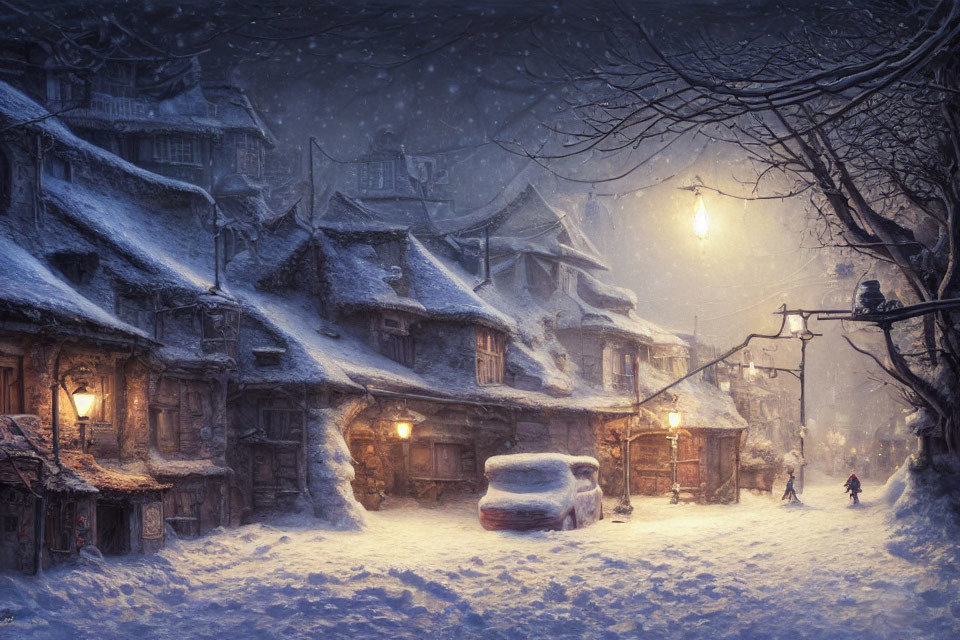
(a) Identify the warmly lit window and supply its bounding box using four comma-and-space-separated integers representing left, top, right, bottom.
476, 327, 506, 386
153, 135, 201, 166
359, 161, 394, 190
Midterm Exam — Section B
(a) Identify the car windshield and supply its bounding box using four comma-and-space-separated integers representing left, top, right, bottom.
489, 468, 565, 493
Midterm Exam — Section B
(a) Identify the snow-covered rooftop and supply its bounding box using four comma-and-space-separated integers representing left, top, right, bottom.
0, 81, 213, 204
439, 183, 608, 272
0, 233, 147, 341
317, 224, 516, 331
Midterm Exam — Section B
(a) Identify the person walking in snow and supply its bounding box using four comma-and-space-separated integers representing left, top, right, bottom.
781, 470, 800, 504
844, 473, 862, 505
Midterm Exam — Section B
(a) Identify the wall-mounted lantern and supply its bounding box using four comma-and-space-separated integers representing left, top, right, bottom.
392, 402, 424, 440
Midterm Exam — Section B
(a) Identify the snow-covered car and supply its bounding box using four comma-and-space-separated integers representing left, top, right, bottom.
478, 453, 603, 531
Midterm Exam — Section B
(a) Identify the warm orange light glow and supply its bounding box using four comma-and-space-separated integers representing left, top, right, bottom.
693, 194, 709, 240
668, 412, 682, 429
72, 386, 95, 420
396, 421, 412, 439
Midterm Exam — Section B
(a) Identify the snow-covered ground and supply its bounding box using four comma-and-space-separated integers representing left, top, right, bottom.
3, 471, 958, 640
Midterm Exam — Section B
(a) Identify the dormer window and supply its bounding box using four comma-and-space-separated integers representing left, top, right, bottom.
200, 302, 240, 359
359, 161, 394, 191
43, 154, 71, 181
476, 327, 506, 386
49, 251, 99, 285
377, 312, 415, 367
252, 347, 285, 367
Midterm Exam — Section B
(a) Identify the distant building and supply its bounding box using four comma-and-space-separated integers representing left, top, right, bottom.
441, 182, 747, 504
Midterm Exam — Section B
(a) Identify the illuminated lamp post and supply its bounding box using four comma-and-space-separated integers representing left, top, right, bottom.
392, 403, 424, 493
50, 363, 96, 463
667, 410, 681, 504
785, 311, 819, 494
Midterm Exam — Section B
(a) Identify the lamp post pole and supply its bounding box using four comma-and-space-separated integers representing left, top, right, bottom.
798, 333, 809, 493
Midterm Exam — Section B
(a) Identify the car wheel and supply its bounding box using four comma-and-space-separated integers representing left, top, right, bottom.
560, 512, 576, 531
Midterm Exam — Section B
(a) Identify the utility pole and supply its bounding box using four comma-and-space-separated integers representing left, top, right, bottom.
308, 136, 316, 223
212, 202, 221, 291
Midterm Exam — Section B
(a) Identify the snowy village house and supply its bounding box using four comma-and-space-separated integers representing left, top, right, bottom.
243, 191, 519, 511
20, 50, 276, 194
0, 80, 252, 570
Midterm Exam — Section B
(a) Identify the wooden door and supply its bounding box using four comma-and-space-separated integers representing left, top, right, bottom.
718, 436, 737, 489
434, 444, 463, 480
676, 433, 703, 489
630, 433, 671, 495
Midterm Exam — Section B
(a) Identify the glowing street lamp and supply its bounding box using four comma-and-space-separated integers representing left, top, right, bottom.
693, 192, 709, 240
395, 421, 412, 440
667, 411, 682, 430
392, 402, 423, 440
787, 313, 805, 336
71, 385, 96, 421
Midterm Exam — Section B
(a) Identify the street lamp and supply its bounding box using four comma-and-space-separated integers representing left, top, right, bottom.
668, 411, 682, 429
50, 361, 96, 463
693, 191, 709, 240
774, 309, 822, 494
666, 409, 681, 504
71, 385, 96, 421
395, 421, 412, 439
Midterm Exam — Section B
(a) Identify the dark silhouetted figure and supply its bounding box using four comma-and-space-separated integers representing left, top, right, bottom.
781, 471, 800, 504
844, 473, 862, 505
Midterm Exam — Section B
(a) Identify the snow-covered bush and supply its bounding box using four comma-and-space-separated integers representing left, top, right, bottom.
881, 456, 960, 566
